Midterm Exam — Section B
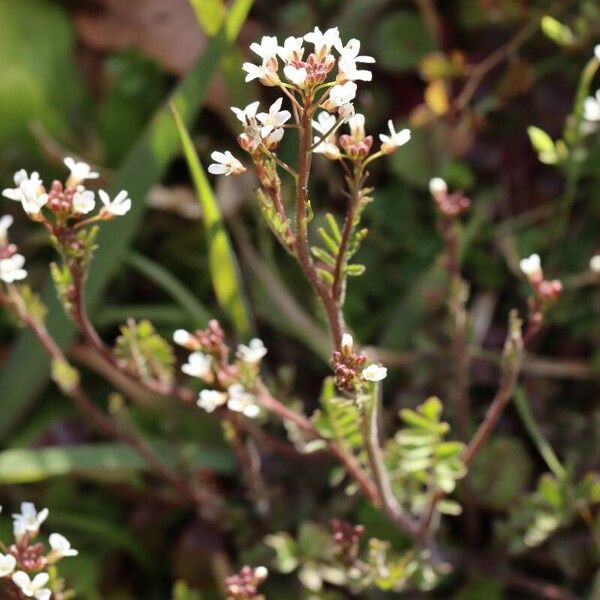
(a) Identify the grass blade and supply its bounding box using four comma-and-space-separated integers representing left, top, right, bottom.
170, 103, 251, 337
126, 251, 209, 327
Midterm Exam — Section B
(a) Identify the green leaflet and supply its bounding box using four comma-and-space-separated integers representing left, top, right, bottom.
0, 441, 234, 484
0, 0, 253, 438
171, 103, 251, 338
312, 377, 368, 467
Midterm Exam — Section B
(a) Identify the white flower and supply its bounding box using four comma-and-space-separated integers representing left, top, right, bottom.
347, 113, 365, 139
341, 333, 354, 353
242, 62, 268, 82
362, 364, 387, 382
64, 157, 99, 186
173, 329, 196, 348
49, 532, 78, 558
254, 565, 268, 580
519, 253, 543, 282
590, 254, 600, 273
337, 39, 375, 82
278, 36, 305, 62
265, 127, 284, 146
2, 170, 48, 215
208, 151, 246, 176
330, 81, 357, 107
72, 186, 95, 214
0, 254, 27, 283
227, 384, 260, 418
379, 120, 411, 153
98, 189, 132, 216
197, 389, 227, 413
312, 111, 341, 159
12, 502, 49, 540
181, 351, 212, 379
257, 98, 292, 138
583, 90, 600, 122
231, 101, 260, 126
429, 177, 447, 196
0, 553, 16, 577
0, 215, 14, 246
237, 338, 267, 363
11, 571, 51, 600
250, 36, 279, 63
304, 27, 341, 58
283, 64, 308, 86
336, 38, 375, 65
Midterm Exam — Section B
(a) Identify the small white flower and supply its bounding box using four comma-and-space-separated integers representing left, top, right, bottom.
98, 189, 132, 216
362, 364, 387, 382
265, 127, 285, 145
242, 62, 269, 82
173, 329, 196, 348
583, 90, 600, 122
231, 101, 260, 126
304, 27, 341, 58
341, 333, 354, 353
330, 81, 357, 107
312, 111, 341, 159
64, 157, 99, 186
0, 254, 27, 283
49, 532, 78, 558
429, 177, 447, 196
2, 170, 48, 216
254, 565, 269, 580
519, 253, 543, 282
257, 98, 292, 138
11, 571, 51, 600
590, 254, 600, 273
379, 120, 411, 153
336, 38, 375, 65
0, 553, 16, 577
278, 36, 305, 62
197, 389, 228, 413
72, 186, 95, 214
337, 40, 375, 82
283, 64, 308, 86
237, 338, 268, 363
250, 36, 279, 63
347, 113, 365, 140
208, 151, 246, 176
227, 384, 260, 418
181, 351, 212, 379
12, 502, 49, 540
0, 215, 14, 246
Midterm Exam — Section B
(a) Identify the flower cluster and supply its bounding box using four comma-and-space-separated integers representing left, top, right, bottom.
224, 565, 268, 600
0, 215, 27, 284
519, 253, 562, 301
332, 334, 386, 393
0, 502, 78, 599
209, 28, 410, 176
2, 158, 131, 222
429, 177, 470, 217
173, 320, 267, 418
330, 518, 365, 566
